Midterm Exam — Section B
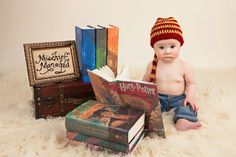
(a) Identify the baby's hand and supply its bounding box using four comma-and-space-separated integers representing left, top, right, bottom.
184, 96, 199, 112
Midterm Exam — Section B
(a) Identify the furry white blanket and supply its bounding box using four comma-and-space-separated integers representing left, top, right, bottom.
0, 69, 236, 157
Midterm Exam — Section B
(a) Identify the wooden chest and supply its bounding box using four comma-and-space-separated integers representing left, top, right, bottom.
33, 80, 95, 119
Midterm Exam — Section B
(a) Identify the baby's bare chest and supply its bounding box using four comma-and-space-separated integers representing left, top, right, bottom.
156, 64, 185, 83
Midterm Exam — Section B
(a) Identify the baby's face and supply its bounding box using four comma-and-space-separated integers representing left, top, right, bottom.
153, 39, 181, 62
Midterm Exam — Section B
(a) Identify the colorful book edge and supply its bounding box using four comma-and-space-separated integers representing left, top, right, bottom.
65, 100, 145, 144
67, 127, 145, 153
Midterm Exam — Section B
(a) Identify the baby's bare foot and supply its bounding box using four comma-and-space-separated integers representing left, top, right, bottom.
175, 119, 202, 131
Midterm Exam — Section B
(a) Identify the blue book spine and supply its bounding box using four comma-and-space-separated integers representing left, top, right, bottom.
75, 26, 96, 83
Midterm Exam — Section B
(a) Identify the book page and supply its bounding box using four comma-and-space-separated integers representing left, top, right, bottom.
116, 66, 154, 85
89, 68, 114, 82
116, 65, 130, 80
90, 65, 130, 82
100, 66, 115, 78
91, 65, 154, 85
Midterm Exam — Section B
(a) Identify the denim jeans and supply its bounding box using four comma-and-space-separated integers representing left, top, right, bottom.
159, 93, 198, 123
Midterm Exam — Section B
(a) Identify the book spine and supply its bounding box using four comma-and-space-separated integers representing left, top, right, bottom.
96, 28, 107, 68
65, 116, 129, 145
75, 27, 82, 78
107, 26, 119, 75
75, 27, 96, 83
67, 131, 129, 153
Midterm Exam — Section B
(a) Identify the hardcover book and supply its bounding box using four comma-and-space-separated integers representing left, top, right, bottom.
87, 25, 107, 69
66, 127, 144, 153
88, 65, 158, 113
75, 26, 96, 83
65, 100, 145, 145
96, 25, 107, 68
106, 25, 119, 75
87, 65, 166, 137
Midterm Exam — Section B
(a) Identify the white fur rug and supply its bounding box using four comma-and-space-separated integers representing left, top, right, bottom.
0, 68, 236, 157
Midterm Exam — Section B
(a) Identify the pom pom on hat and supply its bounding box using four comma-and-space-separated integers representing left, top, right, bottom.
150, 17, 184, 47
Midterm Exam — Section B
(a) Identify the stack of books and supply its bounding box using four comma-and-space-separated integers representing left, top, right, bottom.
65, 100, 145, 153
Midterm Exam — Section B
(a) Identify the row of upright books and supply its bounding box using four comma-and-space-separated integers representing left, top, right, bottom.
76, 25, 119, 83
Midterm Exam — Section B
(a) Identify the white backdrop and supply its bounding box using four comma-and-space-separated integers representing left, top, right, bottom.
1, 0, 236, 77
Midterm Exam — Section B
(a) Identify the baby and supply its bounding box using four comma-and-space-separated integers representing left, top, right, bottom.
143, 17, 201, 131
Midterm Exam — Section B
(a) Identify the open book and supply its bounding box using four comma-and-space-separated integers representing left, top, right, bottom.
87, 65, 165, 137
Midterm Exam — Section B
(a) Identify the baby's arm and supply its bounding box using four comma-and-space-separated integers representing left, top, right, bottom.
142, 61, 152, 82
183, 62, 198, 111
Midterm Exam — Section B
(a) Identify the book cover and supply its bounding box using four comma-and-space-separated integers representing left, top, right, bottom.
106, 25, 119, 75
87, 65, 166, 137
96, 25, 107, 68
87, 25, 107, 69
65, 100, 145, 145
75, 26, 96, 83
66, 126, 144, 153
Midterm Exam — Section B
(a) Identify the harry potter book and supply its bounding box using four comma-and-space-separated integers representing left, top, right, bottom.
87, 65, 166, 137
75, 26, 96, 83
96, 25, 107, 68
87, 25, 107, 69
106, 25, 119, 75
66, 126, 144, 153
65, 100, 145, 145
88, 65, 159, 113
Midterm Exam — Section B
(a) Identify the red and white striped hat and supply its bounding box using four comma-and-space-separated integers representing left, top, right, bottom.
150, 17, 184, 47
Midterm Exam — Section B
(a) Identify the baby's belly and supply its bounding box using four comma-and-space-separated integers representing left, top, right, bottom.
157, 82, 185, 96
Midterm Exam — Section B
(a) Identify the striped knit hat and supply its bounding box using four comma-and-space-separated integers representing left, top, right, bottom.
150, 17, 184, 48
149, 17, 184, 83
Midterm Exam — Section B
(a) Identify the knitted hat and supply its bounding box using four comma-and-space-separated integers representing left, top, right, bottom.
150, 17, 184, 48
